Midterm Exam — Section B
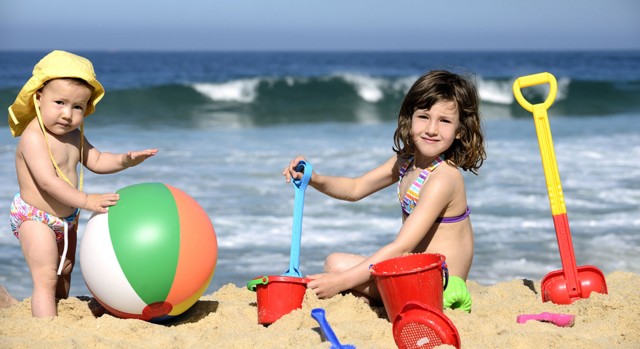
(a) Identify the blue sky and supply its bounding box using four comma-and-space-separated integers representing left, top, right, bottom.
1, 0, 638, 51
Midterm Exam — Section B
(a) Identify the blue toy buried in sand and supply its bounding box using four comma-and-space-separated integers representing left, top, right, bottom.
311, 308, 356, 349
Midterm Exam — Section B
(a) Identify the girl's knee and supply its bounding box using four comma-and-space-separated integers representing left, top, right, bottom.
324, 253, 342, 273
324, 252, 362, 273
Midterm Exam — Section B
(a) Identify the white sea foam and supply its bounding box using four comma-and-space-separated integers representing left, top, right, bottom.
477, 76, 572, 106
391, 76, 419, 93
477, 77, 514, 104
192, 79, 260, 103
338, 73, 386, 102
556, 77, 571, 101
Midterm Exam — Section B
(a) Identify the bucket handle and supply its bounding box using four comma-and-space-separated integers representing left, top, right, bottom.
247, 276, 269, 292
442, 262, 449, 291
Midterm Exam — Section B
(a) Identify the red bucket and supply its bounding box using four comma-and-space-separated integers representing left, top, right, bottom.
247, 275, 310, 325
370, 253, 447, 322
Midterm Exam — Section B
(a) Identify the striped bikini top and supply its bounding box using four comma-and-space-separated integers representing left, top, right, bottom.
397, 156, 470, 223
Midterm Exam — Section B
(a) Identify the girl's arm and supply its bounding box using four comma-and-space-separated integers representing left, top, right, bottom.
308, 171, 458, 298
284, 155, 401, 201
83, 138, 158, 174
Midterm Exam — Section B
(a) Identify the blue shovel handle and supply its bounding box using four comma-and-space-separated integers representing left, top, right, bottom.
283, 161, 312, 277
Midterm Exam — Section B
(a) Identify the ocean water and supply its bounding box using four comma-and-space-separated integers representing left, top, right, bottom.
1, 51, 639, 301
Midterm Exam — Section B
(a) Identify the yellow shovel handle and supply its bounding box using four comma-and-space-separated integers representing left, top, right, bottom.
512, 72, 566, 216
512, 72, 557, 112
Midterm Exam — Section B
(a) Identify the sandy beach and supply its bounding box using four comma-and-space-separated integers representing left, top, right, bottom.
1, 271, 638, 348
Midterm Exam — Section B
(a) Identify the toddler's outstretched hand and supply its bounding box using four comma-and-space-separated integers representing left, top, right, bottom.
283, 156, 309, 183
123, 149, 158, 168
84, 193, 120, 213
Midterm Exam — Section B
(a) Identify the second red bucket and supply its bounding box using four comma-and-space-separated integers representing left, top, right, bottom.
370, 253, 448, 322
247, 275, 310, 325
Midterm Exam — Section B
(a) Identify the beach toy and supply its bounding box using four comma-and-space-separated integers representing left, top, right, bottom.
80, 182, 218, 321
370, 253, 448, 323
513, 72, 608, 305
247, 161, 312, 325
247, 275, 310, 325
311, 308, 356, 349
517, 312, 575, 327
442, 275, 472, 313
283, 160, 312, 277
392, 301, 461, 349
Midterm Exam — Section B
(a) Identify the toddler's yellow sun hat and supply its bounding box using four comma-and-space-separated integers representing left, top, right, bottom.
7, 50, 105, 137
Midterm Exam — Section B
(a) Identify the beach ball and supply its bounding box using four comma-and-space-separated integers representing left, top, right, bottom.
80, 182, 217, 321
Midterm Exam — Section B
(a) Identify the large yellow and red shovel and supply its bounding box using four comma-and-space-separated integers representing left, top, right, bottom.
513, 72, 608, 305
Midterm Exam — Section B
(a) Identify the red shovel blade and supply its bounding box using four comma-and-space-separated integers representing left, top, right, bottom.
541, 266, 608, 304
541, 214, 608, 304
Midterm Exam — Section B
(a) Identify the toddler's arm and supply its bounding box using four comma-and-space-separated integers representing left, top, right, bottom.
17, 132, 120, 212
122, 149, 159, 168
84, 145, 158, 174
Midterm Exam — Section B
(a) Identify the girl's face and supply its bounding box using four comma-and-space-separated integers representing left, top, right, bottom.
410, 99, 460, 162
35, 79, 92, 136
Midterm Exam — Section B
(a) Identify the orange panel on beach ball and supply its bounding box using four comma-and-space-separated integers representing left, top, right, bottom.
165, 184, 218, 310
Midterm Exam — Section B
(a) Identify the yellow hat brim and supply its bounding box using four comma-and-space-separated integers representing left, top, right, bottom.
7, 50, 105, 137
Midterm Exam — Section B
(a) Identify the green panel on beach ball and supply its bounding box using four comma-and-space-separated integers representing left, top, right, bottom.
108, 183, 180, 304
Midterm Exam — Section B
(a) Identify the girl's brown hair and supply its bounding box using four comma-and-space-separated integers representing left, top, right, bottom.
393, 70, 486, 174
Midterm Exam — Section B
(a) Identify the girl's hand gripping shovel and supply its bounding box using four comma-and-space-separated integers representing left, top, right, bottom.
513, 72, 608, 304
282, 161, 312, 277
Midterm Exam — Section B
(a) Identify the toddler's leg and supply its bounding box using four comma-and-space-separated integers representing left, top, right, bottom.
18, 221, 60, 317
324, 252, 380, 302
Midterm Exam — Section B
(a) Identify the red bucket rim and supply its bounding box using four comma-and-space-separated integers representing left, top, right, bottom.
370, 253, 445, 277
255, 275, 310, 283
247, 275, 311, 292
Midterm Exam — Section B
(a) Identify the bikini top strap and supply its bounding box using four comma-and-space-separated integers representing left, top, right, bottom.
398, 157, 413, 178
428, 155, 445, 171
410, 155, 445, 192
34, 94, 84, 191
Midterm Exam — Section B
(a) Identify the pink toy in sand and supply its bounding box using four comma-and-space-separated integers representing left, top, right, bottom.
517, 312, 575, 327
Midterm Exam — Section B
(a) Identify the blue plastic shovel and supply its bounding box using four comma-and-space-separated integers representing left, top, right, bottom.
282, 160, 312, 277
311, 308, 356, 349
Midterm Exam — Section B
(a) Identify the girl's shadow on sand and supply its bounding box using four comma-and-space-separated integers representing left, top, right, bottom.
78, 296, 219, 326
